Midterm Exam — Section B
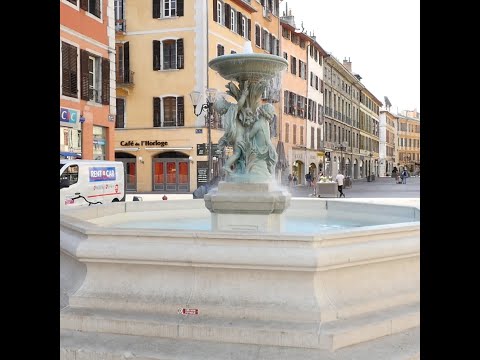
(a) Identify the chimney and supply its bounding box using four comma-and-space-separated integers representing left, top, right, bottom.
343, 57, 352, 72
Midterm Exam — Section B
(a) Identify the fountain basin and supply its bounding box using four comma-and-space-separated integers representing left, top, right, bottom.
60, 199, 419, 353
209, 53, 288, 82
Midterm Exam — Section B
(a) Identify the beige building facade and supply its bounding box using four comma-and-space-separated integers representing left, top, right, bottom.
114, 0, 281, 193
379, 109, 398, 176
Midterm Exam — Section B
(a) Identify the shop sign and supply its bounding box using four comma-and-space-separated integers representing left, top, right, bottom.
120, 140, 168, 147
60, 108, 78, 124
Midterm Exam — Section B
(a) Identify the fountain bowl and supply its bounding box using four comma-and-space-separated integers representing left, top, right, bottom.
209, 53, 288, 82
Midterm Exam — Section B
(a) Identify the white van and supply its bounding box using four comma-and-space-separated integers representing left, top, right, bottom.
60, 160, 125, 209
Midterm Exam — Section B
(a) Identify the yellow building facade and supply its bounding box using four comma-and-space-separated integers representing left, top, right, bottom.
114, 0, 281, 193
396, 114, 420, 174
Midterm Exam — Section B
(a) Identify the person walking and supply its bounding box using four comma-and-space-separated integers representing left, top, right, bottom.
335, 172, 345, 198
401, 169, 408, 184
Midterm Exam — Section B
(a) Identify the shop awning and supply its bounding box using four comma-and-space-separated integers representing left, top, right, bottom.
60, 151, 82, 158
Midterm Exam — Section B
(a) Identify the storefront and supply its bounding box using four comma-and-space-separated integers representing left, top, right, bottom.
60, 107, 82, 157
115, 138, 195, 193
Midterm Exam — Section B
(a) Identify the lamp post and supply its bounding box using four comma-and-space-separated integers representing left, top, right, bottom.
368, 152, 373, 181
336, 141, 347, 174
79, 115, 85, 159
189, 88, 217, 183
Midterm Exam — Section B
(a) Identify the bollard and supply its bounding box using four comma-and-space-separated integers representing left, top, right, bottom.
132, 196, 143, 201
162, 195, 168, 200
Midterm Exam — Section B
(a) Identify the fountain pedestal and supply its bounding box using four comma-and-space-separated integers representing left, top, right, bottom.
204, 181, 291, 232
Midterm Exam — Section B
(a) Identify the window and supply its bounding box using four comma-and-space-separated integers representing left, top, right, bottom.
285, 123, 289, 143
88, 55, 98, 101
61, 42, 78, 98
66, 0, 77, 5
80, 0, 101, 18
311, 127, 314, 149
317, 128, 321, 150
217, 44, 225, 56
300, 126, 304, 145
115, 0, 126, 31
153, 0, 184, 18
93, 126, 107, 160
153, 96, 185, 127
115, 42, 131, 83
230, 50, 236, 54
290, 56, 296, 75
116, 98, 125, 128
283, 52, 288, 71
216, 0, 224, 24
293, 124, 297, 144
230, 8, 236, 31
60, 165, 79, 186
153, 39, 184, 70
261, 28, 267, 50
80, 50, 109, 104
241, 16, 246, 38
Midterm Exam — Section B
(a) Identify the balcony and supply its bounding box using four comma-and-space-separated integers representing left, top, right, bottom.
116, 70, 134, 88
115, 19, 126, 33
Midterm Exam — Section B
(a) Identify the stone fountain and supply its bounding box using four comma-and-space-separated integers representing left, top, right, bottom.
205, 42, 290, 233
60, 42, 420, 359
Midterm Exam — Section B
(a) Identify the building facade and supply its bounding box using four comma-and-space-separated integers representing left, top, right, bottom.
60, 0, 116, 161
379, 109, 398, 176
279, 12, 327, 185
396, 113, 420, 175
322, 56, 382, 180
114, 0, 281, 193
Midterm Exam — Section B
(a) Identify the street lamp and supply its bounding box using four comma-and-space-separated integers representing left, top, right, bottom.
335, 141, 347, 174
368, 152, 373, 181
189, 88, 217, 183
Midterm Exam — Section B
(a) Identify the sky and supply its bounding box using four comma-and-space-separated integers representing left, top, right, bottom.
282, 0, 420, 114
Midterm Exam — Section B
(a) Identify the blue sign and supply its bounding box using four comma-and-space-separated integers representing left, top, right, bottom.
89, 167, 116, 182
60, 108, 78, 124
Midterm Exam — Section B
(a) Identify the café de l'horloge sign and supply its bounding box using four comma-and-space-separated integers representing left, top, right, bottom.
120, 140, 168, 147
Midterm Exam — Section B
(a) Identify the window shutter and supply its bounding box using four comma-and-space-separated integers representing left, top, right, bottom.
276, 39, 279, 55
269, 34, 273, 54
237, 12, 242, 35
80, 0, 88, 11
116, 98, 125, 128
62, 42, 78, 97
224, 4, 230, 29
124, 42, 130, 82
62, 44, 70, 95
176, 39, 184, 69
213, 0, 217, 22
247, 19, 251, 40
255, 25, 260, 47
177, 0, 184, 16
153, 97, 161, 127
177, 97, 184, 126
153, 40, 161, 70
101, 57, 110, 105
153, 0, 160, 18
80, 49, 90, 101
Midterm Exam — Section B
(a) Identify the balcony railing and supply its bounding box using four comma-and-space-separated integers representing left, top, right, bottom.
115, 19, 126, 33
116, 70, 134, 86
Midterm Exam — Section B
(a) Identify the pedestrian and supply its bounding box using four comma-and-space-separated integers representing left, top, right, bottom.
293, 175, 298, 186
288, 173, 293, 188
401, 169, 408, 184
335, 172, 345, 198
305, 173, 312, 187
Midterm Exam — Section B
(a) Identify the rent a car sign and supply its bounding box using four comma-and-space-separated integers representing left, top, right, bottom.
89, 167, 117, 182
